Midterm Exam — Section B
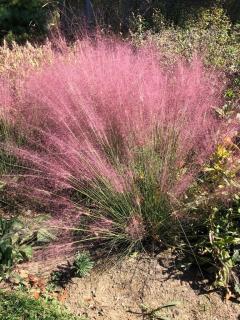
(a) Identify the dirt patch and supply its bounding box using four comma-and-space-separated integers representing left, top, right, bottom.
5, 249, 240, 320
64, 252, 240, 320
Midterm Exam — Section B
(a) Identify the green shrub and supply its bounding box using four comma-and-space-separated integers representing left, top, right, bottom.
184, 144, 240, 296
88, 1, 240, 31
0, 0, 57, 44
131, 7, 240, 72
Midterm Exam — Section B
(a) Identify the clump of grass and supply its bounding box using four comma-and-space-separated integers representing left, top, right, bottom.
0, 290, 85, 320
4, 38, 231, 254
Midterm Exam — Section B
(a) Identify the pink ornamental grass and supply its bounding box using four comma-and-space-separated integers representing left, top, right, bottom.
5, 38, 230, 246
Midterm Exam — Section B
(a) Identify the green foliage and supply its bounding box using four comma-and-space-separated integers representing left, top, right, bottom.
73, 251, 94, 277
1, 0, 239, 42
92, 0, 240, 32
131, 7, 240, 72
0, 215, 55, 279
0, 0, 57, 43
0, 290, 85, 320
185, 144, 240, 296
0, 217, 33, 277
190, 195, 240, 295
153, 0, 240, 25
92, 0, 240, 30
208, 197, 240, 291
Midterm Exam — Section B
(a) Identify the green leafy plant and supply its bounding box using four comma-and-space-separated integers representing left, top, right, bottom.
208, 197, 240, 293
73, 251, 94, 278
0, 218, 33, 277
0, 215, 55, 279
184, 143, 240, 296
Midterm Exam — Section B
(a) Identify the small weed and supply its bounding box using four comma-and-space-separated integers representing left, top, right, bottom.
73, 251, 94, 278
49, 252, 94, 288
128, 302, 178, 320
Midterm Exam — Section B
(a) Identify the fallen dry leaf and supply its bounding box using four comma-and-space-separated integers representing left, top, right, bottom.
33, 291, 40, 300
57, 289, 68, 302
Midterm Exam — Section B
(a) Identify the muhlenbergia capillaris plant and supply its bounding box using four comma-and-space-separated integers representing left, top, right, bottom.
2, 38, 230, 252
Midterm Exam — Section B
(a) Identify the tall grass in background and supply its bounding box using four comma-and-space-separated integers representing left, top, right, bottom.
1, 38, 232, 253
0, 78, 15, 176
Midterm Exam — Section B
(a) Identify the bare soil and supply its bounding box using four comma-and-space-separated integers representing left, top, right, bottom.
5, 244, 240, 320
63, 251, 240, 320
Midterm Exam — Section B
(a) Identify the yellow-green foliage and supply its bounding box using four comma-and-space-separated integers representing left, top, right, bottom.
0, 40, 54, 79
188, 141, 240, 296
131, 7, 240, 71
